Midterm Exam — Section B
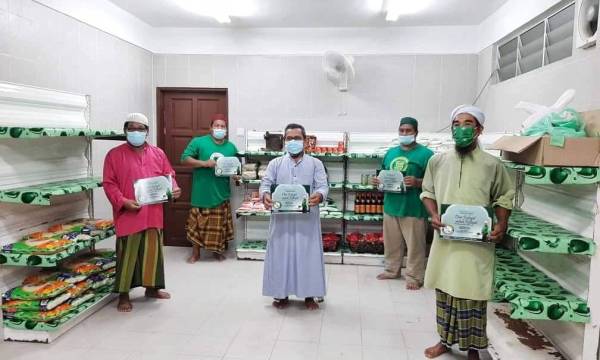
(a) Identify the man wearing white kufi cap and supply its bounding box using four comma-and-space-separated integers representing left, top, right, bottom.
419, 105, 515, 360
103, 113, 182, 312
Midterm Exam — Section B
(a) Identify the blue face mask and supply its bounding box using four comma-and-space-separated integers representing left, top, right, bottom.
212, 128, 226, 140
285, 140, 304, 155
126, 131, 147, 147
398, 135, 415, 145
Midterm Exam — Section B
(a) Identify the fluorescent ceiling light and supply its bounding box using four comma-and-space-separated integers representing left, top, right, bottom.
385, 0, 431, 21
366, 0, 384, 12
173, 0, 256, 24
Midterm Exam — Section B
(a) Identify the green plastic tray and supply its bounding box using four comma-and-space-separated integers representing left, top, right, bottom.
494, 248, 590, 323
0, 178, 102, 205
0, 126, 123, 139
508, 210, 595, 256
343, 212, 384, 222
504, 162, 599, 185
345, 183, 376, 191
0, 228, 115, 267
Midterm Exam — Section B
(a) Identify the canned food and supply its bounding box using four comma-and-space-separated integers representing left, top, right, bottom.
361, 174, 370, 186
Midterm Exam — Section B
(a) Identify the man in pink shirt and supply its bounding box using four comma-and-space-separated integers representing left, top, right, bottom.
103, 113, 181, 312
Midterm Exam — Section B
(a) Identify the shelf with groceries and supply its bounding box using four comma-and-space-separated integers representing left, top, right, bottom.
0, 219, 115, 267
0, 177, 103, 205
2, 250, 117, 342
235, 191, 344, 219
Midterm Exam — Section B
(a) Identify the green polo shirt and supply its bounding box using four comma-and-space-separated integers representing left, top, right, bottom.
181, 135, 238, 208
381, 144, 434, 218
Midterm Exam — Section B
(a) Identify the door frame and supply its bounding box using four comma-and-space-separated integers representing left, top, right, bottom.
156, 87, 229, 149
156, 87, 229, 246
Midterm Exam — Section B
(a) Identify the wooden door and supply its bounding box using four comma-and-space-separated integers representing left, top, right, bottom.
157, 88, 228, 246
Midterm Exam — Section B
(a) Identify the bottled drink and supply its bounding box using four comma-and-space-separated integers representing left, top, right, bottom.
366, 193, 374, 214
355, 193, 363, 214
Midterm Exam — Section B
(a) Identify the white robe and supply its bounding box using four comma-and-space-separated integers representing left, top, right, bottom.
260, 154, 329, 299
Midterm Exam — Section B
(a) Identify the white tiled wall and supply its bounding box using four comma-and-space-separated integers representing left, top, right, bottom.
0, 0, 153, 303
152, 53, 479, 149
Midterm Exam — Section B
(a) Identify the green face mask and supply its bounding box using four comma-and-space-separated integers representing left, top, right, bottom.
453, 126, 476, 148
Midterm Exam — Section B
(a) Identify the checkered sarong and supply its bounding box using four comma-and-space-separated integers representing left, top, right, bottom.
186, 201, 234, 254
436, 289, 488, 351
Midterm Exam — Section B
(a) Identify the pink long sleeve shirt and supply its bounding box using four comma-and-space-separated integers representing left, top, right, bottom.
103, 143, 178, 237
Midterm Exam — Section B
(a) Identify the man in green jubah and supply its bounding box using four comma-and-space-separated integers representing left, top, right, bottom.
420, 105, 515, 360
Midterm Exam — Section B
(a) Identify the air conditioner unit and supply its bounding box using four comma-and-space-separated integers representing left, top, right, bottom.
575, 0, 598, 49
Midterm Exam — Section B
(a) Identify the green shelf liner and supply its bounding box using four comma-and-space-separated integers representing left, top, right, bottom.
0, 228, 115, 267
508, 210, 595, 256
343, 212, 383, 222
345, 183, 376, 191
237, 240, 267, 251
241, 179, 261, 184
3, 291, 112, 332
0, 127, 123, 139
0, 178, 102, 205
494, 248, 590, 323
329, 182, 345, 189
504, 162, 599, 185
347, 153, 385, 159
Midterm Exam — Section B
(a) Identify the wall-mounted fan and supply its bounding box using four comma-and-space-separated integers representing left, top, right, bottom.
575, 0, 598, 48
323, 51, 355, 92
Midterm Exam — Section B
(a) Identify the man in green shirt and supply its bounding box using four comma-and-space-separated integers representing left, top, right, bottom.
420, 105, 514, 360
181, 114, 239, 263
372, 117, 434, 290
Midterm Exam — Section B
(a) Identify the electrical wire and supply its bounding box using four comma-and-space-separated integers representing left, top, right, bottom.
434, 69, 498, 133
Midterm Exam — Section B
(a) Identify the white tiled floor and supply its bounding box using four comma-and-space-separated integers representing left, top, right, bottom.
1, 247, 492, 360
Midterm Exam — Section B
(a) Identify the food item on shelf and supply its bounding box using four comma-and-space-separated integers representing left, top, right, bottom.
242, 163, 259, 180
60, 250, 116, 276
346, 232, 384, 254
3, 303, 73, 322
0, 218, 114, 255
3, 280, 73, 301
322, 233, 341, 252
354, 193, 363, 214
1, 292, 71, 313
258, 165, 268, 179
23, 271, 87, 286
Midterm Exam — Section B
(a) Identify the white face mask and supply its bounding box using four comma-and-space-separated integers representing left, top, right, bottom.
398, 135, 415, 145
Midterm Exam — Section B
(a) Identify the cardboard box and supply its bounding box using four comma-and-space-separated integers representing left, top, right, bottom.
488, 110, 600, 167
489, 136, 600, 167
582, 110, 600, 137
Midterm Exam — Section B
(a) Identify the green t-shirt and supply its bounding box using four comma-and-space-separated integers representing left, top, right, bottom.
181, 135, 239, 208
381, 144, 434, 218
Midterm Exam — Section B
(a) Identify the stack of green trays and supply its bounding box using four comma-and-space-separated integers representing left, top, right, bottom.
494, 248, 590, 323
504, 162, 599, 185
508, 210, 595, 255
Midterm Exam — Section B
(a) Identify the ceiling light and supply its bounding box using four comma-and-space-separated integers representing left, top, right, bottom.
366, 0, 384, 12
173, 0, 256, 24
385, 0, 431, 21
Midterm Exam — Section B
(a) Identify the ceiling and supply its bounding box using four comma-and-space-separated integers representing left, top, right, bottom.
108, 0, 509, 28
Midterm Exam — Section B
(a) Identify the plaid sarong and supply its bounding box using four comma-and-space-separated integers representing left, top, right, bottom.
436, 289, 488, 351
186, 201, 234, 254
113, 229, 165, 293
